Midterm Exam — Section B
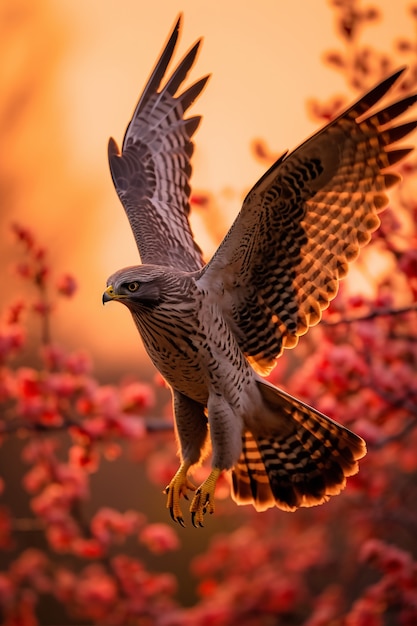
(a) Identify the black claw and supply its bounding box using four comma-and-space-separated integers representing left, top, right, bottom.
170, 507, 185, 527
191, 512, 204, 528
164, 485, 170, 495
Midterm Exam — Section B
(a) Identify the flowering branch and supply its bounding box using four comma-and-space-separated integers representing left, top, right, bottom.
1, 3, 417, 625
321, 303, 417, 326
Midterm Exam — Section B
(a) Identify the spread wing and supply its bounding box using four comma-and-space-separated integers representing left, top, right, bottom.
108, 15, 209, 271
199, 68, 417, 375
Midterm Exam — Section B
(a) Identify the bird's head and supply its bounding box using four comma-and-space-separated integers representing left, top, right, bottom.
102, 265, 166, 311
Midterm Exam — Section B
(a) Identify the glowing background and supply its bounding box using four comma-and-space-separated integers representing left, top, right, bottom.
0, 0, 413, 380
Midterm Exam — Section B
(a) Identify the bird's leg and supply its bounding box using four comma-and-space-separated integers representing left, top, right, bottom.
166, 391, 209, 526
165, 461, 196, 526
190, 467, 222, 527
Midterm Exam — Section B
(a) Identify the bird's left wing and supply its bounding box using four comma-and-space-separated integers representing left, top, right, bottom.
108, 16, 209, 271
199, 69, 417, 375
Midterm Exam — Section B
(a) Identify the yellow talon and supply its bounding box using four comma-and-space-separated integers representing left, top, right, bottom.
165, 462, 196, 526
190, 468, 222, 527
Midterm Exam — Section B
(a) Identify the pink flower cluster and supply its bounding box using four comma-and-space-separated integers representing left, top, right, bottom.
0, 546, 179, 626
347, 540, 417, 626
1, 225, 183, 625
1, 5, 417, 624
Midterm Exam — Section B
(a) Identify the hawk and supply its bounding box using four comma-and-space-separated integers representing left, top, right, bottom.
103, 15, 416, 526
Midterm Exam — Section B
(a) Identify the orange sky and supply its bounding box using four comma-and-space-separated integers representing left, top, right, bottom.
0, 0, 414, 380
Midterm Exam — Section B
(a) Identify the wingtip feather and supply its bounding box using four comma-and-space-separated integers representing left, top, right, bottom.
108, 136, 120, 158
360, 66, 407, 110
178, 75, 210, 111
122, 16, 183, 149
164, 39, 203, 97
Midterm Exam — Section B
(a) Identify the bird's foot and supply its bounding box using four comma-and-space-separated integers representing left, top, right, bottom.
190, 468, 222, 527
165, 462, 196, 526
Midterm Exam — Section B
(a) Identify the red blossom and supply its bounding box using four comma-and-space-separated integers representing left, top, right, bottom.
15, 261, 34, 280
182, 603, 233, 626
17, 368, 42, 399
121, 381, 155, 413
70, 564, 117, 621
89, 384, 121, 419
360, 539, 413, 574
5, 300, 25, 325
303, 585, 344, 626
64, 349, 92, 375
1, 9, 417, 626
11, 223, 35, 248
21, 438, 58, 464
40, 344, 66, 371
1, 588, 39, 626
45, 371, 79, 397
306, 95, 347, 122
72, 538, 105, 559
197, 578, 218, 598
22, 462, 51, 494
190, 192, 210, 207
11, 549, 50, 593
145, 449, 180, 487
0, 324, 25, 363
54, 567, 76, 604
103, 442, 122, 461
346, 597, 384, 626
139, 523, 180, 554
69, 444, 99, 473
32, 300, 53, 317
91, 507, 143, 547
31, 484, 71, 522
46, 519, 80, 553
33, 265, 49, 288
56, 273, 78, 297
112, 414, 146, 438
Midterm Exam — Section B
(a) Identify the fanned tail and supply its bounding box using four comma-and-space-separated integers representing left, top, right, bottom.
231, 381, 366, 512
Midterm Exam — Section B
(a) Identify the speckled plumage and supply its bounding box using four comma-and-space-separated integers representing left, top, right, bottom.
103, 16, 416, 525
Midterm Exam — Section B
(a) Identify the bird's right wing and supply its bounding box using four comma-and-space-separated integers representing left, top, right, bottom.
108, 16, 209, 271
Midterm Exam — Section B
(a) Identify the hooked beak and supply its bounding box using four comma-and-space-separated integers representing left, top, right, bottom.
102, 285, 116, 304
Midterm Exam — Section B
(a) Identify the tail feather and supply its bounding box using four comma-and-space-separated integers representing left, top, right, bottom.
231, 381, 366, 512
232, 430, 275, 511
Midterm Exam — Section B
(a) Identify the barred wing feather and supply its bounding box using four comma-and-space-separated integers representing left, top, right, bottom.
199, 69, 417, 374
108, 16, 209, 271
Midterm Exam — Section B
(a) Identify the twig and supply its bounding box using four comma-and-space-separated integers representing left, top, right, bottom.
322, 304, 417, 326
0, 415, 174, 437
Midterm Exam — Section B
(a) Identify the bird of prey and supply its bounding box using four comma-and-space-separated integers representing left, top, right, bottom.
103, 15, 416, 527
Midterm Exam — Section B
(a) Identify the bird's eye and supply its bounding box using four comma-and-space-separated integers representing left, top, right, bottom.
127, 281, 140, 293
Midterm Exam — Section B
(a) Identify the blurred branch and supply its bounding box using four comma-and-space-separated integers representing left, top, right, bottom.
373, 417, 417, 449
322, 303, 417, 326
0, 414, 173, 436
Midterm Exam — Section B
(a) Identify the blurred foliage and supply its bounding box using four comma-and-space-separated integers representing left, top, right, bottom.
1, 1, 417, 625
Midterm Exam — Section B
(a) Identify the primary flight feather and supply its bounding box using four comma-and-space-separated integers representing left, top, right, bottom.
103, 15, 417, 526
